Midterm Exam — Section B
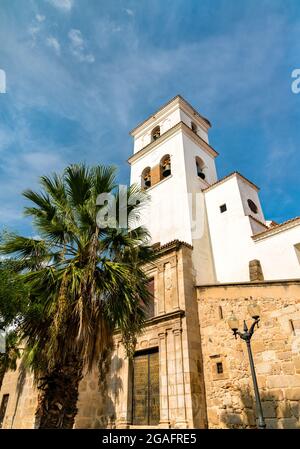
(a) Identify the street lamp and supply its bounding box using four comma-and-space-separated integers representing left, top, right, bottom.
228, 303, 266, 429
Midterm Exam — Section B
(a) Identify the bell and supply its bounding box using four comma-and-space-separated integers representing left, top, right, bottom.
163, 164, 171, 177
198, 171, 205, 180
144, 177, 151, 187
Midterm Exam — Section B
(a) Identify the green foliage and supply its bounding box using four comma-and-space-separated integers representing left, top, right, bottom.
0, 257, 29, 330
0, 164, 155, 377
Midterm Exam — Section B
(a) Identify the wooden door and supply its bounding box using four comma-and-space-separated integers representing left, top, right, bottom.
132, 349, 159, 425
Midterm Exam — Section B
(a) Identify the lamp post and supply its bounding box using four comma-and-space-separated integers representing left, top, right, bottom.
228, 304, 266, 429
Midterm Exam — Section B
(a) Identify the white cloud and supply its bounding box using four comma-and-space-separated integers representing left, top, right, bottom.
36, 14, 46, 22
0, 127, 13, 151
68, 28, 83, 47
68, 29, 95, 63
23, 151, 64, 172
46, 36, 61, 55
47, 0, 73, 11
28, 14, 46, 45
125, 8, 134, 17
28, 25, 40, 39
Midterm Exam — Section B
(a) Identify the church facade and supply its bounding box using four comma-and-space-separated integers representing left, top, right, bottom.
1, 96, 300, 429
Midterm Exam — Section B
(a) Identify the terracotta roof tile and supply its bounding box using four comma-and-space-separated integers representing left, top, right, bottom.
153, 239, 193, 252
252, 216, 300, 239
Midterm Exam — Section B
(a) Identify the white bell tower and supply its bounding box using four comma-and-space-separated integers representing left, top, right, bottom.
129, 95, 218, 283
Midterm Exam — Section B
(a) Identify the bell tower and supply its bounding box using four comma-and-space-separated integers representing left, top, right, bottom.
128, 95, 218, 283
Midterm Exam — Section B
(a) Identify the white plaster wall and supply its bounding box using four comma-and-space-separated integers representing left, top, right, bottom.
253, 226, 300, 280
130, 131, 193, 245
205, 177, 257, 282
133, 104, 209, 154
130, 126, 218, 283
237, 178, 265, 223
179, 110, 209, 143
205, 175, 300, 283
249, 216, 267, 235
182, 133, 217, 187
133, 108, 181, 153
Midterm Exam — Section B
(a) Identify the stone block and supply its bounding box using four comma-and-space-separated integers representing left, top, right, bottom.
276, 402, 291, 418
207, 409, 219, 426
267, 389, 284, 401
264, 418, 281, 429
289, 401, 300, 418
256, 363, 271, 375
280, 417, 299, 429
267, 375, 290, 389
281, 362, 295, 375
262, 401, 276, 418
262, 350, 276, 362
285, 388, 300, 401
225, 413, 243, 427
242, 409, 256, 427
294, 356, 300, 372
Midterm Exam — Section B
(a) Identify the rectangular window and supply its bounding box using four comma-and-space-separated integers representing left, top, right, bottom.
218, 306, 223, 320
145, 278, 155, 319
289, 319, 296, 336
220, 204, 227, 213
216, 362, 223, 374
294, 244, 300, 265
0, 394, 9, 429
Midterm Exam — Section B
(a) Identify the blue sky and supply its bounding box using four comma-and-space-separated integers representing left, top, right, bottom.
0, 0, 300, 236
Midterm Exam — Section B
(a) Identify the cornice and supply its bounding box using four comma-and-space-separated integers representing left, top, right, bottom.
252, 216, 300, 241
113, 309, 185, 335
128, 121, 218, 165
196, 278, 300, 289
202, 171, 259, 193
129, 95, 211, 136
248, 214, 268, 229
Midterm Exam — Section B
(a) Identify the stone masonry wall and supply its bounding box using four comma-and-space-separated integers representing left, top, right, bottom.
197, 280, 300, 429
0, 359, 38, 428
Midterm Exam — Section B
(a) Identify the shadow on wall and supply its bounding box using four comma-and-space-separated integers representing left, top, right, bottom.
94, 353, 123, 429
10, 359, 27, 428
219, 386, 300, 429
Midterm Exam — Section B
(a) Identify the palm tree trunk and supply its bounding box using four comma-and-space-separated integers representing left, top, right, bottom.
35, 355, 83, 429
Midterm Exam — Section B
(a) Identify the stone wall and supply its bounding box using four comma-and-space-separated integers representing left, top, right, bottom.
74, 367, 112, 429
197, 280, 300, 429
0, 359, 38, 428
0, 241, 207, 429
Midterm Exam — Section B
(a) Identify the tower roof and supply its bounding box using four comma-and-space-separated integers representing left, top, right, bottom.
129, 95, 211, 136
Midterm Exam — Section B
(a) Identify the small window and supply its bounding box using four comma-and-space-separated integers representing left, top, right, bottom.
220, 204, 227, 213
295, 244, 300, 265
0, 394, 9, 429
191, 121, 197, 134
151, 126, 160, 141
289, 319, 296, 336
141, 167, 151, 190
216, 362, 223, 374
247, 199, 258, 214
145, 278, 155, 319
218, 306, 223, 320
160, 155, 171, 179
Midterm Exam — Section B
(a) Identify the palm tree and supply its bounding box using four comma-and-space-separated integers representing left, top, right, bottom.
0, 164, 155, 428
